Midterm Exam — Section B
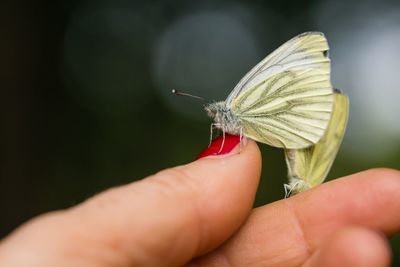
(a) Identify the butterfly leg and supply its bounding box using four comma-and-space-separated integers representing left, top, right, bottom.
284, 184, 293, 198
209, 123, 221, 147
209, 123, 214, 147
239, 127, 243, 153
217, 126, 226, 154
284, 180, 304, 198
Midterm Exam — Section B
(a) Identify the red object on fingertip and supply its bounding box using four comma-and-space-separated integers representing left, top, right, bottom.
196, 134, 241, 159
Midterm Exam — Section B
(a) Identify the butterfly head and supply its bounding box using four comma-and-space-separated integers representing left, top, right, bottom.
204, 101, 226, 121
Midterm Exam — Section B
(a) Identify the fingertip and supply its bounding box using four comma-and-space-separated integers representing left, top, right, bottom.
196, 136, 261, 164
362, 168, 400, 179
289, 167, 400, 245
246, 139, 262, 164
305, 227, 391, 267
162, 138, 262, 252
190, 138, 261, 190
196, 134, 242, 159
359, 168, 400, 196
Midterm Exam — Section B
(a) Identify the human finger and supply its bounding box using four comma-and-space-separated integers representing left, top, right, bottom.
0, 135, 261, 267
302, 226, 391, 267
189, 168, 400, 267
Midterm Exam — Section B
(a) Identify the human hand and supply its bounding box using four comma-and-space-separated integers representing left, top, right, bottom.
0, 136, 399, 267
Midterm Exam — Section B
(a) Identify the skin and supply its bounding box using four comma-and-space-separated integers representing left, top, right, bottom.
0, 140, 398, 267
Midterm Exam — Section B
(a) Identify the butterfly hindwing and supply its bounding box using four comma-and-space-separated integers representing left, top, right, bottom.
284, 92, 349, 194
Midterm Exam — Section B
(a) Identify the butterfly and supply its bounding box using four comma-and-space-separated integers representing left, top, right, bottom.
204, 32, 334, 150
284, 90, 349, 197
173, 32, 348, 195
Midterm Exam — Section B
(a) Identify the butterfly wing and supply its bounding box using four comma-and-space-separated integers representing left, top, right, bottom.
230, 68, 334, 148
226, 32, 330, 107
284, 91, 349, 194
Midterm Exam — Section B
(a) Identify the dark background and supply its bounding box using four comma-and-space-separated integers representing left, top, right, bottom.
1, 0, 399, 264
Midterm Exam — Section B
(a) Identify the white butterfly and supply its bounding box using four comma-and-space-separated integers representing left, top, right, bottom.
204, 32, 334, 150
284, 90, 349, 196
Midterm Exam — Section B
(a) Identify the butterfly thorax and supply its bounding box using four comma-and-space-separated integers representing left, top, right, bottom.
204, 101, 242, 134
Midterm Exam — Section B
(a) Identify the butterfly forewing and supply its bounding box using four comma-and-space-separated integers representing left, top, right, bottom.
230, 68, 334, 149
226, 32, 330, 107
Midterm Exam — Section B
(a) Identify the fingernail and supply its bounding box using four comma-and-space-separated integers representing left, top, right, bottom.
196, 134, 243, 159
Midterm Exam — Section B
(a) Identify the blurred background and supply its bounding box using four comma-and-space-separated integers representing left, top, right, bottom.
1, 0, 399, 264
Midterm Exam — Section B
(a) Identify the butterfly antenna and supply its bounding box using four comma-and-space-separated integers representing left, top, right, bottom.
171, 89, 205, 101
